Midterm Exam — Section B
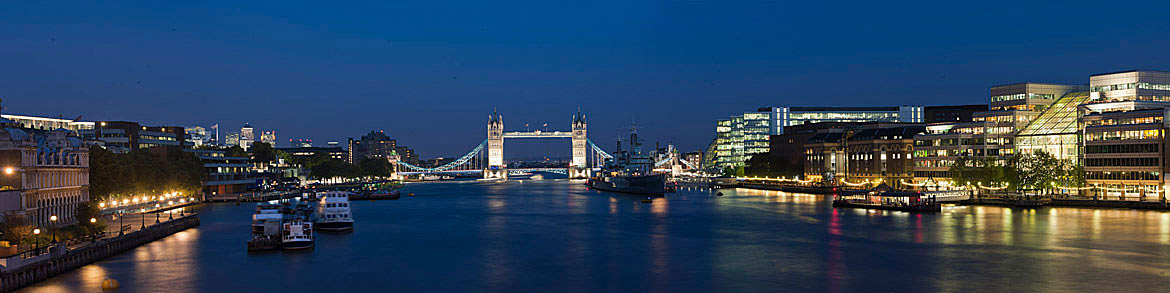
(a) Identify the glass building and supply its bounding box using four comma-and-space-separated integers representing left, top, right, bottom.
1014, 92, 1092, 162
708, 105, 924, 169
773, 106, 923, 135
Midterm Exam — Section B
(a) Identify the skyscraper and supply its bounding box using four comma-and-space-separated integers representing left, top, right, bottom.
260, 130, 276, 145
240, 123, 254, 151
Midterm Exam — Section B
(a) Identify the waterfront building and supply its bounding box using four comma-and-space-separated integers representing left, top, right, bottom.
768, 122, 863, 174
803, 123, 921, 187
708, 105, 924, 169
1079, 70, 1170, 200
912, 82, 1086, 183
260, 131, 276, 145
78, 121, 185, 153
240, 124, 254, 151
184, 149, 255, 195
0, 126, 89, 228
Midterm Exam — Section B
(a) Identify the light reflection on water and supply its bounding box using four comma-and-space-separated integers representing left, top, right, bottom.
22, 181, 1170, 292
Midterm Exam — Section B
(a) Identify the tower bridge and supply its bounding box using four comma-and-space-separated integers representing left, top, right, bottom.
394, 109, 699, 179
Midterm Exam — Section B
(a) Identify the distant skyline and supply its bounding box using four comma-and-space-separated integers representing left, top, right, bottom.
4, 1, 1170, 157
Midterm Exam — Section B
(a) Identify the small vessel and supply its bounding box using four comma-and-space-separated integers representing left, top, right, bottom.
247, 204, 284, 251
587, 125, 666, 196
832, 186, 941, 213
316, 191, 355, 231
251, 204, 284, 234
282, 219, 315, 250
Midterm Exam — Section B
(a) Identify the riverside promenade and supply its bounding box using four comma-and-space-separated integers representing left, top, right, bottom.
0, 214, 200, 292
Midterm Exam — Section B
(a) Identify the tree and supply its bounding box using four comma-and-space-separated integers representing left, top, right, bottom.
225, 146, 247, 158
251, 142, 276, 163
951, 156, 1003, 188
1005, 151, 1061, 194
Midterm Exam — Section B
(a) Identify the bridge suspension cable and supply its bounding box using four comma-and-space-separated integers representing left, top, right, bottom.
397, 139, 487, 172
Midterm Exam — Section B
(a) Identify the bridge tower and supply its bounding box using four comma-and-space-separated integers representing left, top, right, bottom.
485, 110, 507, 179
569, 110, 589, 179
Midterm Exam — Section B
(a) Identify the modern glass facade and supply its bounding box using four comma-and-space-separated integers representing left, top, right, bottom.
709, 105, 924, 169
1015, 92, 1092, 162
773, 106, 923, 134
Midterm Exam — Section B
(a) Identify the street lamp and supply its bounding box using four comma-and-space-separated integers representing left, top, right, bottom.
32, 228, 41, 254
49, 215, 57, 243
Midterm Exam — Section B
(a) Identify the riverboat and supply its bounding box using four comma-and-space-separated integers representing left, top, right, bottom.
315, 191, 355, 231
281, 219, 315, 250
832, 190, 940, 212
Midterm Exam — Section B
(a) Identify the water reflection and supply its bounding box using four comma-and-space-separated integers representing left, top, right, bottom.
25, 181, 1170, 292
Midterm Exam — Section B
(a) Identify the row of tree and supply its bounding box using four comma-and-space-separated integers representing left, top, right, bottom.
742, 152, 803, 178
949, 151, 1085, 194
89, 146, 206, 201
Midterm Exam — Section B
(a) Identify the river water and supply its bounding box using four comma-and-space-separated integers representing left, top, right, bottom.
22, 180, 1170, 292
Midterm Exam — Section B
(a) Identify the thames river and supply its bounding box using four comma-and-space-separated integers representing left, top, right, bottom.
23, 180, 1170, 292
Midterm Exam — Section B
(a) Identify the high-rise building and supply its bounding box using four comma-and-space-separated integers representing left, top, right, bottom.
260, 130, 276, 145
224, 132, 240, 148
347, 130, 398, 163
240, 123, 254, 151
924, 105, 986, 123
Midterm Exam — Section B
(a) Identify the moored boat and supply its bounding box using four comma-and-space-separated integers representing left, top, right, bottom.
832, 190, 940, 212
586, 124, 666, 196
281, 219, 315, 250
315, 191, 355, 231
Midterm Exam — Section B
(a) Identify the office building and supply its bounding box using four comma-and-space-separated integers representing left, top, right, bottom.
240, 124, 254, 151
347, 130, 397, 164
185, 149, 255, 195
1079, 70, 1170, 200
260, 130, 276, 145
709, 105, 924, 168
912, 83, 1087, 183
224, 132, 240, 148
78, 121, 185, 153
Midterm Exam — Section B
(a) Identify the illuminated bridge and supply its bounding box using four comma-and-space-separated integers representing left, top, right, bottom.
395, 109, 701, 179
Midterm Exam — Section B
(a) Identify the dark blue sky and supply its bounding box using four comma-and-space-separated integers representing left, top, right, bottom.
3, 1, 1170, 158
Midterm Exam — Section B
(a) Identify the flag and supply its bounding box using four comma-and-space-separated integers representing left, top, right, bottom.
211, 124, 218, 129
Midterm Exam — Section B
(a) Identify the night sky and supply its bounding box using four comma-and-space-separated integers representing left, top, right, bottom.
3, 1, 1170, 158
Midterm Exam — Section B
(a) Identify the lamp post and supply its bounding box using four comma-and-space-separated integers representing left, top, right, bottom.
90, 218, 98, 240
49, 215, 57, 244
32, 228, 41, 254
117, 212, 124, 236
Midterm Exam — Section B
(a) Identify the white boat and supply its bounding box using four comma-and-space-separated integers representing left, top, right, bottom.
315, 191, 355, 231
281, 219, 314, 250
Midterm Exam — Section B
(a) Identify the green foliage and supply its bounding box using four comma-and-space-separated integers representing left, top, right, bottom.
721, 166, 735, 177
251, 142, 276, 163
88, 146, 206, 201
1005, 151, 1061, 192
950, 156, 1003, 187
225, 146, 247, 158
744, 153, 804, 177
